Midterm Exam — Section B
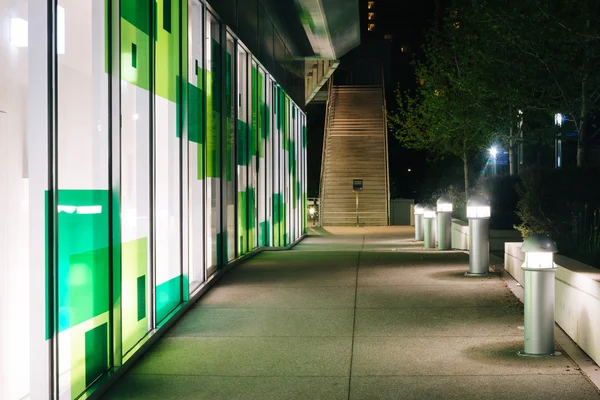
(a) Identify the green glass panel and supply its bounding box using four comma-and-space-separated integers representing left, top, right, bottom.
57, 190, 110, 332
137, 275, 146, 321
121, 0, 151, 35
237, 120, 248, 166
85, 322, 109, 387
155, 0, 180, 102
238, 190, 248, 255
156, 275, 182, 323
188, 82, 204, 143
225, 50, 233, 182
259, 221, 269, 247
216, 232, 224, 266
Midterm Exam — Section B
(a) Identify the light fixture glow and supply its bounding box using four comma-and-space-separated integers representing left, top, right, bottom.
525, 252, 554, 269
554, 113, 563, 127
423, 207, 436, 219
308, 206, 315, 217
58, 205, 102, 214
133, 113, 140, 120
57, 6, 65, 54
58, 205, 77, 214
77, 205, 102, 215
437, 203, 453, 212
489, 146, 498, 158
9, 18, 28, 48
467, 206, 490, 219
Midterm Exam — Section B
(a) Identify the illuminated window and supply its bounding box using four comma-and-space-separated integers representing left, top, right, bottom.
384, 34, 393, 40
368, 23, 376, 31
368, 1, 375, 9
368, 12, 375, 20
400, 46, 409, 53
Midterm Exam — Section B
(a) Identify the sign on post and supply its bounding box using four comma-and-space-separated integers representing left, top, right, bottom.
353, 179, 363, 226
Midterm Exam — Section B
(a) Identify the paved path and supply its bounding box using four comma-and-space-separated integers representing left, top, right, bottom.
105, 227, 600, 399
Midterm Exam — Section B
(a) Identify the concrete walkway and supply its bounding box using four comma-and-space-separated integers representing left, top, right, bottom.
105, 227, 600, 399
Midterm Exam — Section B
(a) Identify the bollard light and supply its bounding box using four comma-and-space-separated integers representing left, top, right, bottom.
422, 205, 436, 249
436, 195, 453, 250
414, 203, 425, 241
519, 234, 558, 356
465, 195, 491, 276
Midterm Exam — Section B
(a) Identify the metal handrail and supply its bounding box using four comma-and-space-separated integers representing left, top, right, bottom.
318, 78, 335, 227
380, 65, 391, 226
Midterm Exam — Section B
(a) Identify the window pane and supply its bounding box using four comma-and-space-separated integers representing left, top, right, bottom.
265, 77, 274, 246
248, 62, 258, 250
236, 46, 248, 255
154, 0, 182, 324
56, 0, 111, 397
188, 0, 204, 291
205, 13, 221, 273
120, 0, 152, 354
257, 68, 267, 246
0, 0, 31, 397
224, 34, 235, 261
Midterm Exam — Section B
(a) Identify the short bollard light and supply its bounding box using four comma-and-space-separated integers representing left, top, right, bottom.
465, 195, 491, 276
414, 203, 425, 241
423, 205, 436, 249
436, 195, 453, 250
519, 234, 558, 356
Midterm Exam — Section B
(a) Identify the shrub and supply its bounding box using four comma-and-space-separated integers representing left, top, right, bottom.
515, 167, 600, 268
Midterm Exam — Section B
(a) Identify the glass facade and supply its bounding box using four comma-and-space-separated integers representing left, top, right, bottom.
0, 0, 307, 398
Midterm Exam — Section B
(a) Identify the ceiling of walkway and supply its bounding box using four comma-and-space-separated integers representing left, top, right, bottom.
261, 0, 360, 59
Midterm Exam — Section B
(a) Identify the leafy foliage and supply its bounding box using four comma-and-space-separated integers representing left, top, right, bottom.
515, 167, 600, 267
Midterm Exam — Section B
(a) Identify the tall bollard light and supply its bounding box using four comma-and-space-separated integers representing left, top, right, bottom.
414, 203, 425, 241
436, 195, 453, 250
465, 195, 490, 276
423, 205, 436, 249
519, 234, 558, 356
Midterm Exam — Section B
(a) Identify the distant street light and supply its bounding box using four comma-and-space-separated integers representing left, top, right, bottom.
489, 146, 498, 176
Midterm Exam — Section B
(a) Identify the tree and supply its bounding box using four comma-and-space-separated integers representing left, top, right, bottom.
389, 3, 495, 202
486, 0, 600, 167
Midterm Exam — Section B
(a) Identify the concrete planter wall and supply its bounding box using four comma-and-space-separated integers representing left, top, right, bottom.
505, 242, 600, 367
452, 219, 469, 250
451, 219, 522, 251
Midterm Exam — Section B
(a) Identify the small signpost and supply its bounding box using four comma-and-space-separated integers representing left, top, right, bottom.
353, 179, 363, 227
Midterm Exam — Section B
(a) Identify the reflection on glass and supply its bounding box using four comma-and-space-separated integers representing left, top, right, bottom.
1, 1, 31, 398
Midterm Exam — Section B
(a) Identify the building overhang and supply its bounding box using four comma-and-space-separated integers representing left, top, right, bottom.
261, 0, 360, 60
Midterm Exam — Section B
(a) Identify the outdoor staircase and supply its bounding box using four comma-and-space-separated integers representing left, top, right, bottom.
319, 85, 390, 226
